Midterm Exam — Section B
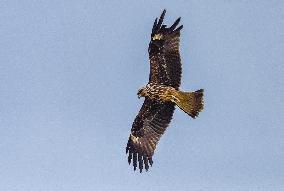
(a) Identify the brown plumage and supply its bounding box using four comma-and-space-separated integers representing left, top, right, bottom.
126, 10, 204, 172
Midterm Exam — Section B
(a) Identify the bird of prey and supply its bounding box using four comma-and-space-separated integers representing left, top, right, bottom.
126, 10, 204, 172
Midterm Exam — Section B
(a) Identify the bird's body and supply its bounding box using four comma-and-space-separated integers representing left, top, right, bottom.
138, 83, 176, 101
139, 83, 204, 118
126, 10, 204, 172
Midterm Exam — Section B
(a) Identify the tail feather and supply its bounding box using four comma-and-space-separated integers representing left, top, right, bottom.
174, 89, 204, 118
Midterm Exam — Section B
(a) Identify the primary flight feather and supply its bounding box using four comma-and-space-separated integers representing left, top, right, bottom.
126, 10, 204, 172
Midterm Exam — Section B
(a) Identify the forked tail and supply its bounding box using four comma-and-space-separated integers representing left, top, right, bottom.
174, 89, 204, 118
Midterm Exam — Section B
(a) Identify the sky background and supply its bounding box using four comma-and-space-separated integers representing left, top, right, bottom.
1, 1, 284, 191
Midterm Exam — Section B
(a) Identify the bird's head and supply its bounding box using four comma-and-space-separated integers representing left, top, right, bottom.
137, 87, 147, 99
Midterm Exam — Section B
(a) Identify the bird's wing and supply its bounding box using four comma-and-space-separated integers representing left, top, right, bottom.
148, 9, 183, 89
126, 98, 175, 172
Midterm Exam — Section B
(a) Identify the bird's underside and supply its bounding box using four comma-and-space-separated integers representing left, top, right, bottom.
126, 10, 204, 173
139, 83, 204, 118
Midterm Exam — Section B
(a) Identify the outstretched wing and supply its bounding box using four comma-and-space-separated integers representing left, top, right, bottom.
126, 98, 175, 172
148, 9, 183, 89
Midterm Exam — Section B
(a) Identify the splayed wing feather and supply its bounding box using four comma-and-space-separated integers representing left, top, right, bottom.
156, 10, 166, 31
169, 17, 181, 31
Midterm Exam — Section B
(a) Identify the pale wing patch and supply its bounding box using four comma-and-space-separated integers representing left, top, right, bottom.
130, 133, 140, 144
152, 34, 163, 40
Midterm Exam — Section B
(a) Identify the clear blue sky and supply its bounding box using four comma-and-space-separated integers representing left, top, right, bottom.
1, 1, 283, 191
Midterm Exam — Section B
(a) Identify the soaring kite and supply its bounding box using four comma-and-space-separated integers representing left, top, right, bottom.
126, 10, 204, 172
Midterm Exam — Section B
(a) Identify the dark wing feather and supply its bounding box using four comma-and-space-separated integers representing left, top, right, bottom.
148, 9, 183, 89
126, 98, 175, 172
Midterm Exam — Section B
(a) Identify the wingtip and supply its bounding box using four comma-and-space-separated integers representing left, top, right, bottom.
149, 158, 153, 166
157, 9, 166, 29
160, 9, 166, 21
170, 17, 181, 31
175, 25, 183, 32
154, 18, 157, 25
197, 89, 204, 93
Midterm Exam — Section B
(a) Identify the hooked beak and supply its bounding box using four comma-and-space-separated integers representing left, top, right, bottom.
138, 94, 141, 99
